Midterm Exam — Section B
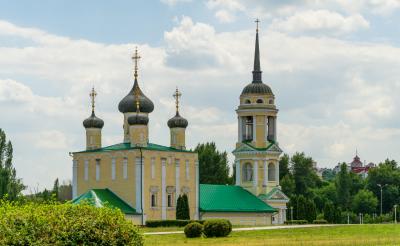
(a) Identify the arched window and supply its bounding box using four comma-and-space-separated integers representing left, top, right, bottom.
256, 99, 263, 104
244, 116, 253, 141
242, 163, 253, 182
244, 99, 251, 104
268, 163, 276, 181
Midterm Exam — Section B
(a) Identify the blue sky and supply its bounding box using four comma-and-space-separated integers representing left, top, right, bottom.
1, 0, 400, 192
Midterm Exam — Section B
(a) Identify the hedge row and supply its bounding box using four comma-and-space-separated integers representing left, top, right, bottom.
145, 219, 205, 227
184, 219, 232, 238
0, 201, 143, 245
284, 220, 308, 225
313, 219, 328, 224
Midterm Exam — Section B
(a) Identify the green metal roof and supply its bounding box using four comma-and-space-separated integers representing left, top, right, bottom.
74, 142, 195, 154
72, 188, 139, 215
200, 184, 276, 213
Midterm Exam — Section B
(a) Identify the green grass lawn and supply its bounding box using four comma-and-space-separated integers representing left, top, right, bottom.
140, 224, 273, 233
144, 224, 400, 246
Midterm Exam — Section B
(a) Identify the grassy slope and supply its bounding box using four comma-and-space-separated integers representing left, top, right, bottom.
144, 225, 400, 246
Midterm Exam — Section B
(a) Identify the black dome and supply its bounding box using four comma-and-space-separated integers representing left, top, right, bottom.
83, 112, 104, 129
168, 112, 188, 128
241, 82, 273, 95
128, 114, 149, 125
118, 80, 154, 113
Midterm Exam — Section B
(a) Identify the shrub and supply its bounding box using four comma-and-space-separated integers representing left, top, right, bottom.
284, 220, 308, 225
0, 201, 143, 245
203, 219, 232, 238
184, 222, 203, 238
145, 219, 205, 227
313, 219, 328, 224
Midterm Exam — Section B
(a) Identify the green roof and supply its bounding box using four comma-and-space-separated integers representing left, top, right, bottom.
74, 142, 195, 154
258, 187, 289, 201
72, 188, 139, 214
200, 184, 276, 213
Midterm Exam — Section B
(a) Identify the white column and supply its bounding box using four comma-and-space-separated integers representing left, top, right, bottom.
252, 115, 256, 141
274, 116, 277, 142
135, 157, 142, 213
72, 160, 77, 199
265, 116, 268, 142
195, 160, 199, 220
253, 160, 258, 188
141, 157, 146, 223
175, 159, 180, 202
235, 159, 241, 185
238, 117, 242, 142
275, 161, 280, 186
263, 159, 268, 187
161, 159, 166, 219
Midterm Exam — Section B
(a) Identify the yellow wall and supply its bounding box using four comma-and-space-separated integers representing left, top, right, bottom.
170, 128, 186, 150
73, 149, 198, 222
85, 128, 102, 150
129, 125, 148, 146
201, 212, 272, 225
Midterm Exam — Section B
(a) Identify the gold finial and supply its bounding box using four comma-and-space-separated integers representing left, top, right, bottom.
132, 47, 141, 80
89, 87, 97, 113
255, 18, 260, 32
134, 83, 141, 113
173, 87, 182, 114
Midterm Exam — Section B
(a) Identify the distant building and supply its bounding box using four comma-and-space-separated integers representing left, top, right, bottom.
333, 152, 375, 178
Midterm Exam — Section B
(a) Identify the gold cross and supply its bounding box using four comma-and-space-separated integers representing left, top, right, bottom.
173, 87, 182, 113
134, 83, 141, 113
132, 47, 141, 79
255, 18, 260, 32
89, 87, 97, 113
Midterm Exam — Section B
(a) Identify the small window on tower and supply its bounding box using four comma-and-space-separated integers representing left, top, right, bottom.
245, 99, 251, 104
269, 99, 274, 104
151, 193, 157, 207
256, 99, 263, 104
167, 193, 174, 207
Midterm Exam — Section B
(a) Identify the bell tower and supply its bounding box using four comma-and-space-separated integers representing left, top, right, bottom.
233, 20, 283, 196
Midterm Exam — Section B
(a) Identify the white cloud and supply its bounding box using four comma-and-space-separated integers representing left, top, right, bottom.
215, 10, 236, 23
270, 10, 369, 35
160, 0, 192, 6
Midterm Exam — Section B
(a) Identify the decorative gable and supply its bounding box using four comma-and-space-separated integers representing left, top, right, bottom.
233, 144, 256, 153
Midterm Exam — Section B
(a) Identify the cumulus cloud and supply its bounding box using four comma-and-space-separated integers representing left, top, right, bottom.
270, 10, 369, 35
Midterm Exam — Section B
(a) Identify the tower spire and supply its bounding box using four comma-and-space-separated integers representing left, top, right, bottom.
252, 18, 262, 83
173, 87, 182, 115
89, 87, 97, 114
132, 47, 141, 80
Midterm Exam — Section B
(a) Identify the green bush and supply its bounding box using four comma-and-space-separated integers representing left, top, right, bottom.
0, 201, 143, 245
284, 220, 308, 225
145, 219, 205, 227
203, 219, 232, 238
313, 219, 328, 224
184, 222, 203, 238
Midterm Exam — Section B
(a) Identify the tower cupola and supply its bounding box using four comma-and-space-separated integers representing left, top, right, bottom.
83, 87, 104, 150
168, 87, 188, 149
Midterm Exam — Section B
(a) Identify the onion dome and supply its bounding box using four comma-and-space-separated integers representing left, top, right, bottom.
128, 114, 149, 125
168, 112, 188, 128
118, 80, 154, 113
83, 112, 104, 128
118, 48, 154, 113
241, 20, 274, 96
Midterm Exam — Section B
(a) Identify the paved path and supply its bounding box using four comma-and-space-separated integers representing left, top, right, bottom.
143, 224, 344, 235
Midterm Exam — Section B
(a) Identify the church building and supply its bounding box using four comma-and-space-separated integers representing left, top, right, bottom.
71, 21, 288, 225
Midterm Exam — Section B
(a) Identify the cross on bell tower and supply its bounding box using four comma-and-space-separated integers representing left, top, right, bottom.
132, 47, 141, 79
255, 18, 260, 32
173, 87, 182, 114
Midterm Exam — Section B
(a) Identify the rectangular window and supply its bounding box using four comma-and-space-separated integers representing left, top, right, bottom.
167, 193, 174, 207
95, 159, 100, 181
151, 158, 155, 179
123, 158, 128, 179
185, 160, 189, 180
84, 160, 89, 181
111, 158, 116, 180
151, 193, 157, 207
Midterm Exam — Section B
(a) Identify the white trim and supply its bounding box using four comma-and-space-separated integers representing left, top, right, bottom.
253, 160, 258, 188
175, 159, 180, 202
195, 160, 199, 220
275, 161, 280, 185
84, 160, 89, 181
252, 115, 256, 141
185, 160, 190, 180
235, 159, 241, 185
72, 160, 77, 199
161, 158, 167, 219
111, 158, 116, 180
95, 159, 100, 181
151, 157, 155, 179
123, 158, 128, 179
135, 157, 142, 213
